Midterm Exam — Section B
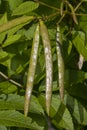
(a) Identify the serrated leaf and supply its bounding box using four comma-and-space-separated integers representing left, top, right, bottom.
51, 96, 74, 130
39, 95, 74, 130
0, 94, 44, 114
12, 1, 39, 16
0, 110, 44, 130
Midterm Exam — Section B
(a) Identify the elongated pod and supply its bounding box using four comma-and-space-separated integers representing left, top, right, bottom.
0, 16, 34, 33
40, 20, 53, 115
24, 24, 39, 117
56, 25, 64, 101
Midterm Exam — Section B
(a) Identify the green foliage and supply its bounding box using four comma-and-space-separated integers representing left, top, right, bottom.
0, 0, 87, 130
0, 110, 44, 130
12, 1, 39, 16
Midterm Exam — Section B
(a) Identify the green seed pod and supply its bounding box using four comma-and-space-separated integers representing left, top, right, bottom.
0, 16, 34, 33
56, 25, 65, 101
24, 24, 39, 117
40, 20, 53, 115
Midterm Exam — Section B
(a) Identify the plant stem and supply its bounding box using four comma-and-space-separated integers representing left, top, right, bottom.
0, 71, 23, 88
74, 1, 83, 12
34, 0, 60, 11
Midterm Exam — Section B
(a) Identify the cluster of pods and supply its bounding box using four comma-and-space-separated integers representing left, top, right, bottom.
24, 19, 65, 117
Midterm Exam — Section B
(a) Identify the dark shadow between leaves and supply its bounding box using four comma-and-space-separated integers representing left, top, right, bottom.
52, 102, 66, 123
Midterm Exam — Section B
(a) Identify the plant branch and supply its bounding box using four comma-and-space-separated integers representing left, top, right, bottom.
34, 0, 60, 11
44, 12, 60, 20
35, 0, 87, 22
0, 71, 23, 88
74, 1, 83, 12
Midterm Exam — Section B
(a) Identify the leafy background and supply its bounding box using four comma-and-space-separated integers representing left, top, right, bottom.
0, 0, 87, 130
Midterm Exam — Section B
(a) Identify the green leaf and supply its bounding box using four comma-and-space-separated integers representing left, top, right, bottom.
7, 0, 23, 10
0, 94, 44, 114
51, 96, 74, 130
81, 0, 87, 2
72, 31, 87, 60
39, 81, 58, 92
79, 16, 87, 33
0, 110, 44, 130
0, 81, 17, 94
48, 29, 56, 40
2, 34, 21, 47
66, 95, 87, 125
65, 69, 87, 85
0, 50, 8, 62
39, 94, 74, 130
24, 23, 37, 40
11, 53, 29, 74
0, 13, 7, 44
12, 1, 39, 16
0, 50, 10, 67
0, 126, 7, 130
66, 82, 87, 100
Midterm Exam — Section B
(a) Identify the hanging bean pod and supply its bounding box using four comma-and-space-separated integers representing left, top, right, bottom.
56, 25, 65, 101
40, 20, 53, 115
0, 16, 34, 33
24, 24, 40, 117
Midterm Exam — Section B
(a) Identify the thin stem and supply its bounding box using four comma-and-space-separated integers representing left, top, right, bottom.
0, 71, 23, 88
65, 0, 78, 24
57, 13, 66, 25
75, 13, 87, 16
74, 1, 83, 12
45, 12, 60, 20
34, 0, 60, 11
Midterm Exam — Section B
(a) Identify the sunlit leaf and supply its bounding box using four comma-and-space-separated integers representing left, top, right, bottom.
7, 0, 23, 10
39, 94, 74, 130
0, 13, 7, 43
2, 34, 21, 47
0, 81, 17, 94
12, 1, 39, 16
0, 110, 44, 130
0, 94, 44, 114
